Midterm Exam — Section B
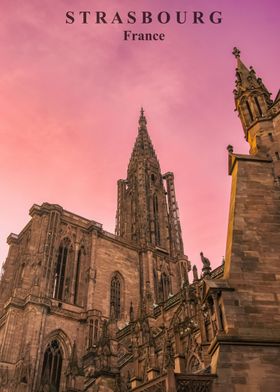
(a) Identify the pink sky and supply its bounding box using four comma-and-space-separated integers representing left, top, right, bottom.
0, 0, 279, 275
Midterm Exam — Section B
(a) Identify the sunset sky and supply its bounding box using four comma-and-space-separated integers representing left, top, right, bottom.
0, 0, 279, 274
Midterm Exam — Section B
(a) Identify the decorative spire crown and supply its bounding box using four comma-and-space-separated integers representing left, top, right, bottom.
232, 47, 272, 105
139, 107, 147, 128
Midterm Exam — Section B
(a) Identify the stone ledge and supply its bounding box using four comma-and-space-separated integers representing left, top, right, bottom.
208, 334, 280, 356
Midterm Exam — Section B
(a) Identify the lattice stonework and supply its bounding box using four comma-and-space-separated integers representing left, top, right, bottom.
176, 379, 213, 392
143, 380, 166, 392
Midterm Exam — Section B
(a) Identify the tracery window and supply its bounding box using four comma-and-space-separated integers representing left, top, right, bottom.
88, 319, 99, 348
110, 274, 121, 319
160, 272, 170, 302
153, 268, 159, 303
153, 193, 161, 245
94, 319, 99, 342
88, 320, 93, 348
254, 96, 262, 116
53, 238, 71, 300
74, 248, 82, 304
40, 340, 63, 392
246, 100, 254, 122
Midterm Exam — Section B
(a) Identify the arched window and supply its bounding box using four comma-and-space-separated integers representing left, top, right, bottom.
88, 319, 99, 348
246, 100, 254, 122
40, 340, 63, 392
88, 320, 93, 348
94, 319, 99, 342
160, 273, 170, 302
153, 193, 161, 245
74, 248, 82, 305
153, 268, 158, 303
53, 238, 71, 300
110, 274, 121, 319
254, 96, 263, 116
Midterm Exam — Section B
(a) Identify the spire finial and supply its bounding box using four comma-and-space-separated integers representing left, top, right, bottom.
232, 47, 240, 58
139, 107, 147, 127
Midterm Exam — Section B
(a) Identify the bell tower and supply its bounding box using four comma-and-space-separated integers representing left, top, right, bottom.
115, 109, 184, 257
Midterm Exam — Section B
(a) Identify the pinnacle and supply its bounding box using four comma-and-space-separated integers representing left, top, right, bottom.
139, 107, 147, 128
128, 109, 160, 172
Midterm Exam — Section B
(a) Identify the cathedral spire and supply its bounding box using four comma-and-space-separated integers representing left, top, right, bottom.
128, 108, 159, 172
233, 47, 273, 148
115, 110, 184, 257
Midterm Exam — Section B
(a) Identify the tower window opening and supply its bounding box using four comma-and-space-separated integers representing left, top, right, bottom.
245, 100, 254, 122
94, 319, 99, 342
110, 274, 121, 319
160, 272, 170, 302
74, 249, 82, 305
153, 194, 161, 245
40, 340, 63, 392
254, 96, 263, 116
89, 320, 93, 347
275, 152, 280, 161
53, 239, 70, 301
268, 133, 273, 142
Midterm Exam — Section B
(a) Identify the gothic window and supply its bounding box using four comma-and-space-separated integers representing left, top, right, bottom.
160, 272, 170, 302
153, 193, 161, 245
219, 305, 224, 331
110, 273, 121, 319
246, 100, 254, 121
153, 268, 158, 303
94, 319, 99, 342
53, 238, 71, 301
40, 340, 63, 392
254, 96, 263, 116
88, 319, 99, 348
74, 248, 82, 305
88, 320, 93, 348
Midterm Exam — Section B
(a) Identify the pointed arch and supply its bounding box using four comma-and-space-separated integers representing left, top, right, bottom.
187, 353, 203, 373
39, 329, 71, 392
40, 340, 63, 391
153, 193, 161, 245
160, 272, 170, 301
74, 245, 85, 305
110, 271, 124, 320
53, 237, 72, 301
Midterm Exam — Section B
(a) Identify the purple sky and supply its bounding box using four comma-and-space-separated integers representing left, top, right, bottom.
0, 0, 279, 275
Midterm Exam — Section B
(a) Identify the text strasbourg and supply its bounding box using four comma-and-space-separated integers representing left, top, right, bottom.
65, 11, 223, 25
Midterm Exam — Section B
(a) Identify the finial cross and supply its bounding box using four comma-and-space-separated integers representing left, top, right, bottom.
232, 47, 240, 58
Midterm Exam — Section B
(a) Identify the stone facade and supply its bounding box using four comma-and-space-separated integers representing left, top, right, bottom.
0, 49, 280, 392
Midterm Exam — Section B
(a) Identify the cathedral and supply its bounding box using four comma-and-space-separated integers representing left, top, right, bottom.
0, 49, 280, 392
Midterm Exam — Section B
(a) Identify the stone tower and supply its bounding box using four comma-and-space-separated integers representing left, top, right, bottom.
116, 108, 184, 258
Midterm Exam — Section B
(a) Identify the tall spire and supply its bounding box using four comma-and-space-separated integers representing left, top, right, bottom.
232, 47, 273, 146
128, 108, 159, 173
115, 110, 184, 257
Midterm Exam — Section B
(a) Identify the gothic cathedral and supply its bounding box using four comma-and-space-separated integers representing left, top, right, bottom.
0, 49, 280, 392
